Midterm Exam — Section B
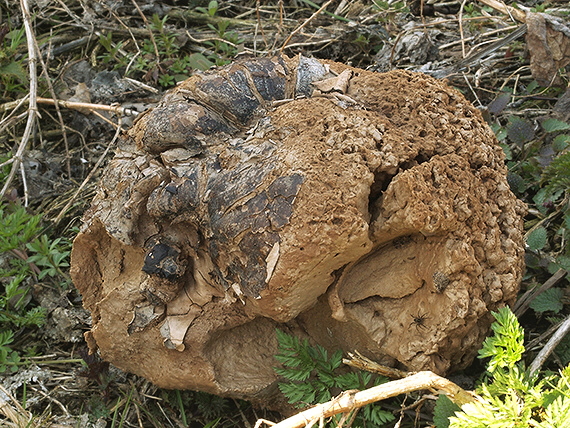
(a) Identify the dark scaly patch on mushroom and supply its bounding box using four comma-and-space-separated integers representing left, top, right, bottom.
142, 239, 185, 280
433, 271, 450, 293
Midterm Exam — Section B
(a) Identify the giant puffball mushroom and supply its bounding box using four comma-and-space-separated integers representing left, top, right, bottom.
71, 55, 526, 407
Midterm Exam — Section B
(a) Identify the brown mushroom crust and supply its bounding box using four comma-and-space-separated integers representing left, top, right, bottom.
71, 56, 526, 405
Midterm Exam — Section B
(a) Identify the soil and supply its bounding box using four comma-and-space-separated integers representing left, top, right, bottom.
1, 0, 569, 427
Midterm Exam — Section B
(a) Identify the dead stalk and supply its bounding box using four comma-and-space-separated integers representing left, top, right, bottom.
1, 0, 39, 206
53, 116, 123, 225
529, 313, 570, 375
280, 0, 332, 53
35, 28, 72, 179
257, 371, 476, 428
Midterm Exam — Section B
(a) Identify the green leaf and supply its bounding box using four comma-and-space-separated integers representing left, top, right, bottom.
334, 371, 360, 390
361, 404, 395, 425
492, 124, 508, 142
530, 288, 564, 314
433, 395, 462, 428
542, 118, 570, 133
507, 116, 535, 147
188, 52, 214, 71
208, 0, 219, 16
507, 171, 525, 194
0, 330, 14, 347
555, 335, 570, 366
488, 91, 511, 115
527, 227, 548, 251
0, 61, 27, 81
552, 134, 570, 152
555, 255, 570, 272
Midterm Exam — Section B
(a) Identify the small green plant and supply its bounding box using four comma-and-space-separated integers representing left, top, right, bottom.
204, 20, 242, 66
98, 32, 128, 69
0, 23, 28, 95
0, 330, 20, 373
26, 234, 71, 282
531, 2, 548, 13
0, 203, 71, 372
274, 329, 395, 426
434, 307, 570, 428
98, 12, 224, 87
372, 0, 409, 26
196, 0, 219, 17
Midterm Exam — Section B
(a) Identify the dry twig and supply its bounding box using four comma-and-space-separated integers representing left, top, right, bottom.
529, 314, 570, 374
280, 0, 333, 53
477, 0, 527, 23
514, 268, 568, 317
0, 97, 139, 117
257, 371, 476, 428
0, 0, 39, 206
35, 29, 72, 179
53, 116, 123, 224
0, 383, 33, 427
343, 351, 408, 379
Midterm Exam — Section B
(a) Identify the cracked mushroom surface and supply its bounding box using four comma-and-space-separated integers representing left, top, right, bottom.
71, 55, 526, 404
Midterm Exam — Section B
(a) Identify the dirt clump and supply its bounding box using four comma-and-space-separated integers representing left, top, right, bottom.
70, 55, 526, 404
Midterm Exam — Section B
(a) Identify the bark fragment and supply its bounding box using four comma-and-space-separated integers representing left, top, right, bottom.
71, 55, 526, 405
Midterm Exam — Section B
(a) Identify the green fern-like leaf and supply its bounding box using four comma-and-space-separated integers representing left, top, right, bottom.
478, 307, 525, 373
542, 394, 570, 428
361, 403, 395, 425
278, 382, 316, 406
334, 371, 361, 390
448, 398, 497, 428
274, 329, 393, 424
541, 151, 570, 198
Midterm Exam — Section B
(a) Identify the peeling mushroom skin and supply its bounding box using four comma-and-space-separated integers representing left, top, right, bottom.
70, 55, 526, 405
142, 240, 185, 280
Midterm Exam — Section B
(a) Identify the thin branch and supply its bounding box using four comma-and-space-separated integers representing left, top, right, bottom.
53, 116, 123, 224
131, 0, 161, 66
0, 97, 139, 116
280, 0, 332, 53
256, 0, 269, 50
514, 268, 568, 317
1, 0, 39, 206
529, 313, 570, 375
343, 351, 409, 379
476, 0, 527, 23
36, 28, 72, 179
259, 371, 476, 428
458, 0, 467, 58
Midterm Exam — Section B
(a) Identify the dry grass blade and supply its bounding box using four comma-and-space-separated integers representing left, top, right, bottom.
54, 116, 123, 225
0, 383, 33, 427
477, 0, 527, 23
280, 0, 333, 53
529, 314, 570, 374
514, 268, 568, 317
